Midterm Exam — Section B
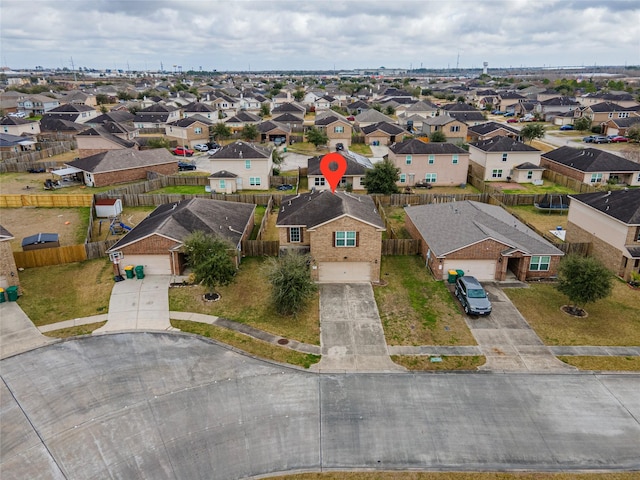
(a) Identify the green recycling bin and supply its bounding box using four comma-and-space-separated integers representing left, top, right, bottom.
6, 285, 19, 302
134, 265, 145, 279
0, 288, 5, 303
124, 265, 135, 279
456, 269, 465, 279
447, 270, 458, 284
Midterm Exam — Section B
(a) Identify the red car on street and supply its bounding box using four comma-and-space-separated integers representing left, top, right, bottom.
172, 146, 194, 156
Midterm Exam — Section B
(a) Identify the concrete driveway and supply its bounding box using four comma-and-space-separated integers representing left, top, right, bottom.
314, 283, 403, 373
466, 283, 575, 372
2, 333, 639, 479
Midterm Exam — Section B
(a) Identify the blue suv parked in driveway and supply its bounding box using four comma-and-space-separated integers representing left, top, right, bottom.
455, 275, 492, 316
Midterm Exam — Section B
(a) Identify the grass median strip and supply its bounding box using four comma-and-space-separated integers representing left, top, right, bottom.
171, 319, 320, 368
392, 355, 485, 371
558, 356, 640, 371
43, 321, 107, 338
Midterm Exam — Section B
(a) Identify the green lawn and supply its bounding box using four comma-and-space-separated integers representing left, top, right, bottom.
392, 355, 485, 371
169, 257, 320, 345
500, 182, 577, 195
286, 142, 328, 156
348, 144, 373, 156
505, 281, 640, 346
507, 205, 568, 236
374, 256, 475, 346
17, 259, 113, 326
382, 206, 412, 239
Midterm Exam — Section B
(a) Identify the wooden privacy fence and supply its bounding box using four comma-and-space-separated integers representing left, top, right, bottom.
381, 239, 421, 256
13, 240, 118, 268
542, 170, 598, 193
256, 196, 274, 240
371, 192, 488, 207
241, 240, 280, 257
0, 194, 94, 208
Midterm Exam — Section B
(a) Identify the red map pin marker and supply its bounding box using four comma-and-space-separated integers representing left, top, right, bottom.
319, 152, 347, 194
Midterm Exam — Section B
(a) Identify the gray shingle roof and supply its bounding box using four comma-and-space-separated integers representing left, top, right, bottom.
76, 126, 137, 148
389, 138, 467, 155
354, 109, 394, 123
108, 198, 255, 251
257, 120, 291, 133
470, 136, 540, 153
542, 147, 640, 173
0, 225, 14, 241
209, 170, 238, 178
569, 189, 640, 225
448, 111, 486, 122
67, 148, 177, 173
167, 116, 212, 127
405, 201, 564, 257
468, 121, 521, 136
209, 140, 271, 160
307, 154, 367, 176
361, 121, 406, 135
277, 191, 384, 230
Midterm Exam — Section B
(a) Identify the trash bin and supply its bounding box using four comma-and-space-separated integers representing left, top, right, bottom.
448, 270, 458, 284
134, 265, 145, 279
283, 147, 287, 152
124, 265, 135, 279
0, 288, 5, 303
6, 285, 19, 302
456, 269, 465, 279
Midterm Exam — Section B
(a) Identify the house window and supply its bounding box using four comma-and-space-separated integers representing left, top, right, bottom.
530, 256, 550, 271
590, 173, 603, 183
502, 153, 508, 162
335, 231, 357, 247
289, 227, 301, 243
527, 171, 533, 179
245, 160, 251, 169
492, 169, 503, 178
425, 173, 437, 183
608, 113, 613, 118
194, 127, 202, 134
334, 126, 344, 133
249, 177, 261, 186
636, 227, 640, 242
452, 155, 459, 165
2, 127, 7, 133
315, 177, 326, 186
618, 112, 629, 118
450, 125, 460, 132
405, 155, 412, 165
400, 173, 406, 183
219, 179, 226, 189
428, 155, 435, 164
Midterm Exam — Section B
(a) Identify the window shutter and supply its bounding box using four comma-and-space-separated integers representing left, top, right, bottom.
287, 228, 291, 243
300, 228, 304, 243
332, 232, 336, 247
356, 232, 359, 247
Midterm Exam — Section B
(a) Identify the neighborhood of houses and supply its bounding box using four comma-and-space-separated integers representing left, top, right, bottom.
1, 70, 640, 296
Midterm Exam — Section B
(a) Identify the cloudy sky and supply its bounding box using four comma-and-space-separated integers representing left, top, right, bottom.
1, 0, 639, 72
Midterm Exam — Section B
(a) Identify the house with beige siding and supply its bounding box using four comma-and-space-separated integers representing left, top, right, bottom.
0, 116, 40, 136
276, 191, 385, 283
566, 190, 640, 281
405, 201, 564, 281
314, 112, 352, 149
165, 116, 211, 146
388, 139, 469, 187
76, 125, 138, 157
576, 102, 640, 128
421, 115, 468, 143
541, 147, 640, 186
307, 152, 371, 191
469, 136, 542, 183
361, 121, 407, 146
208, 141, 273, 191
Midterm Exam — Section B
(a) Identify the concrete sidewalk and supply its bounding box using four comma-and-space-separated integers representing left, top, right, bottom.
94, 275, 175, 334
0, 302, 53, 359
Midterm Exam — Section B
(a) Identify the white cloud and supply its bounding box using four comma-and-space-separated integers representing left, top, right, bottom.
1, 0, 638, 70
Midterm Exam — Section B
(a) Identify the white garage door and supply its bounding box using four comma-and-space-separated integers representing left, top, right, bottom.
443, 260, 496, 281
122, 255, 172, 275
318, 262, 371, 283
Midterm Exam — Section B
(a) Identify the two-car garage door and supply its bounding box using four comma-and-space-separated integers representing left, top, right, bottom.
121, 255, 172, 275
442, 260, 496, 281
317, 262, 371, 283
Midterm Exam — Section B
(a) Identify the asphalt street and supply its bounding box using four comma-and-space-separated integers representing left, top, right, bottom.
1, 333, 639, 479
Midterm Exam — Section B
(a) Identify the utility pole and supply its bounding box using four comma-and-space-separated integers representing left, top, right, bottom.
70, 57, 77, 82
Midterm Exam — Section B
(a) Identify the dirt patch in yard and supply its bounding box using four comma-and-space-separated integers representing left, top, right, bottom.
1, 207, 87, 251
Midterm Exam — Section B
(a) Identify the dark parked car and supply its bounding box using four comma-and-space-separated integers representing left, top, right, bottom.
336, 143, 345, 151
583, 136, 597, 143
277, 184, 294, 191
559, 125, 575, 131
178, 161, 196, 171
503, 112, 515, 117
455, 275, 492, 316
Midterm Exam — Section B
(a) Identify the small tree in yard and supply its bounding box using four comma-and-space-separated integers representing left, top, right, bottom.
306, 126, 328, 148
212, 122, 231, 141
520, 123, 546, 144
241, 124, 258, 142
264, 252, 317, 316
626, 124, 640, 142
556, 255, 613, 316
183, 231, 237, 301
429, 131, 447, 143
573, 116, 591, 132
363, 158, 400, 194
